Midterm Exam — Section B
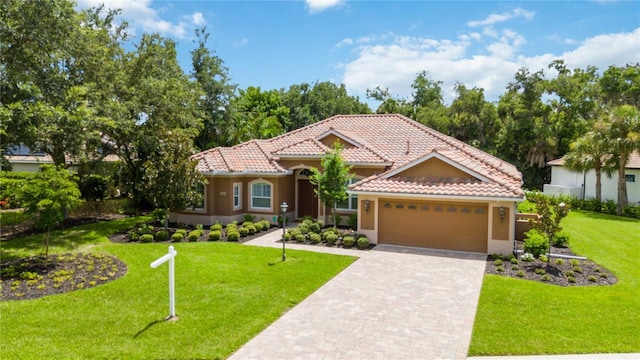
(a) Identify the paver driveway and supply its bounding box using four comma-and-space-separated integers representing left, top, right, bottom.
230, 240, 486, 359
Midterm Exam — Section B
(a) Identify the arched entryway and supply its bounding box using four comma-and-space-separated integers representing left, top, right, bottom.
296, 169, 318, 219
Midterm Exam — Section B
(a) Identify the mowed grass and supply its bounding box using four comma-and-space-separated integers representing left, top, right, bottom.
1, 218, 356, 359
469, 211, 640, 355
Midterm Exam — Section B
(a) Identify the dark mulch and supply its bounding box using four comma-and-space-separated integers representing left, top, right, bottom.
1, 252, 127, 301
484, 241, 618, 286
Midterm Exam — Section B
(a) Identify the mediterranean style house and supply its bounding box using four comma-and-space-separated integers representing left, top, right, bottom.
171, 114, 525, 254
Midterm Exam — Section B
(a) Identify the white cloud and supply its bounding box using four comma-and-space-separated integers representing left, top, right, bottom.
192, 12, 206, 26
467, 8, 535, 27
305, 0, 345, 14
76, 0, 204, 38
234, 38, 249, 47
340, 28, 640, 105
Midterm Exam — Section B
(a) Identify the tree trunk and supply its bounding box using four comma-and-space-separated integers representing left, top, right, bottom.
45, 224, 51, 263
617, 154, 628, 216
594, 167, 602, 203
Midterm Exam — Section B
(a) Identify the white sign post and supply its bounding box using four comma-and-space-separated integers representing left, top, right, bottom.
151, 245, 178, 320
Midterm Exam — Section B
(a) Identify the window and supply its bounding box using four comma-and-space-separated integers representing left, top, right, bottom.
192, 183, 205, 211
336, 179, 358, 210
250, 181, 272, 210
626, 174, 636, 183
233, 183, 242, 210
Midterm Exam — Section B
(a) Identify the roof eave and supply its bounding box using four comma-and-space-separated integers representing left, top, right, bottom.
200, 170, 292, 177
348, 190, 524, 202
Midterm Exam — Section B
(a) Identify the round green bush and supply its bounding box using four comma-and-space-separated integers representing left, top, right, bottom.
322, 229, 336, 240
283, 232, 292, 241
175, 229, 187, 236
253, 222, 264, 232
309, 232, 321, 244
295, 234, 306, 242
260, 220, 270, 230
155, 230, 169, 242
342, 235, 355, 247
210, 223, 223, 231
325, 233, 338, 245
288, 228, 302, 238
187, 231, 200, 242
226, 223, 238, 230
209, 230, 221, 241
171, 233, 184, 242
309, 223, 321, 233
140, 234, 154, 243
242, 221, 253, 228
227, 230, 240, 242
239, 227, 249, 237
302, 219, 314, 226
298, 223, 310, 234
128, 231, 140, 241
246, 224, 256, 235
523, 229, 549, 258
356, 236, 370, 249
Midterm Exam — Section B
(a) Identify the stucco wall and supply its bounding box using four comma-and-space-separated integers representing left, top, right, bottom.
546, 165, 640, 204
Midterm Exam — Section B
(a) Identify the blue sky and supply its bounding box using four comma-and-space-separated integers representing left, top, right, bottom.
77, 0, 640, 106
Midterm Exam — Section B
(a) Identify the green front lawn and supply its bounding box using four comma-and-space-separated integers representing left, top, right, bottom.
1, 218, 356, 359
469, 210, 640, 355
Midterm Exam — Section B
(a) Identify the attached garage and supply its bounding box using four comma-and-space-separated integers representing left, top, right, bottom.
378, 199, 488, 253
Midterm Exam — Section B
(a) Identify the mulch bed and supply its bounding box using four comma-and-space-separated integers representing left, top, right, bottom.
1, 252, 127, 301
484, 241, 618, 286
108, 224, 281, 244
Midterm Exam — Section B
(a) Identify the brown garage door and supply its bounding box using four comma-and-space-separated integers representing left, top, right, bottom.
378, 200, 488, 252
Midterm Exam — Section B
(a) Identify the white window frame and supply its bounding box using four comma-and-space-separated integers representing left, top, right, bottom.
336, 178, 359, 211
233, 182, 242, 210
249, 180, 273, 212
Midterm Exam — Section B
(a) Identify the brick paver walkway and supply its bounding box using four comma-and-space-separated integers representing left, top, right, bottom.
231, 232, 486, 359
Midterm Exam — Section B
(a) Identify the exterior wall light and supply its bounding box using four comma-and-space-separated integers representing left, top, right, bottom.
364, 199, 370, 212
499, 205, 506, 220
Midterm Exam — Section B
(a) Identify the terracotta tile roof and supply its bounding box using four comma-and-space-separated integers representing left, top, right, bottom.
272, 139, 329, 157
193, 114, 524, 199
547, 151, 640, 169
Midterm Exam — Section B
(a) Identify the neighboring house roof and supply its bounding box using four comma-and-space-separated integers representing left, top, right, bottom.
547, 151, 640, 169
193, 114, 524, 199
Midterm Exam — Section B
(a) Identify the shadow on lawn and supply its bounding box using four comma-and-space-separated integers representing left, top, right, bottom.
133, 319, 166, 339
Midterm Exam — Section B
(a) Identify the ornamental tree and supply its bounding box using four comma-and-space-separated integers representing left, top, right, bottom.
309, 141, 353, 229
17, 165, 83, 259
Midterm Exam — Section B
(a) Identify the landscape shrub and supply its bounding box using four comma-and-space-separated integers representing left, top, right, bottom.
226, 230, 240, 242
332, 214, 342, 227
495, 266, 505, 272
521, 253, 534, 262
316, 219, 324, 227
342, 235, 355, 247
356, 236, 369, 249
283, 232, 291, 241
140, 234, 154, 243
322, 229, 336, 241
187, 231, 200, 242
553, 232, 570, 247
601, 200, 617, 215
209, 230, 221, 241
347, 214, 357, 229
309, 222, 321, 233
288, 228, 302, 238
295, 234, 306, 242
523, 229, 549, 258
239, 227, 249, 237
196, 224, 204, 231
242, 221, 253, 228
510, 257, 519, 264
325, 233, 338, 245
516, 270, 525, 277
175, 229, 187, 236
302, 218, 314, 226
253, 222, 263, 232
210, 223, 223, 231
493, 259, 503, 266
259, 219, 270, 230
127, 231, 140, 241
243, 214, 256, 223
155, 230, 169, 242
298, 223, 310, 235
588, 275, 597, 282
138, 224, 154, 235
245, 224, 256, 235
309, 233, 321, 244
171, 233, 184, 242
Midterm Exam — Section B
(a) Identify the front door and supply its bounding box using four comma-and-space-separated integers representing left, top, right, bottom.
298, 180, 318, 219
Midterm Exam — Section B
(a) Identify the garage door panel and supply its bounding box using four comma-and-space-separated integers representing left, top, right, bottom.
379, 200, 487, 252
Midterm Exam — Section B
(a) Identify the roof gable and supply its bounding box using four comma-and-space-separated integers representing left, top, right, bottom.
384, 150, 488, 182
315, 128, 363, 149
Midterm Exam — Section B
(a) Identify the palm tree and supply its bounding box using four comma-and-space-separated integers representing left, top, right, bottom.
595, 105, 640, 215
564, 131, 614, 204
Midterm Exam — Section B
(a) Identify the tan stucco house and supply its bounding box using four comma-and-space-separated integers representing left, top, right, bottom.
171, 114, 524, 254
